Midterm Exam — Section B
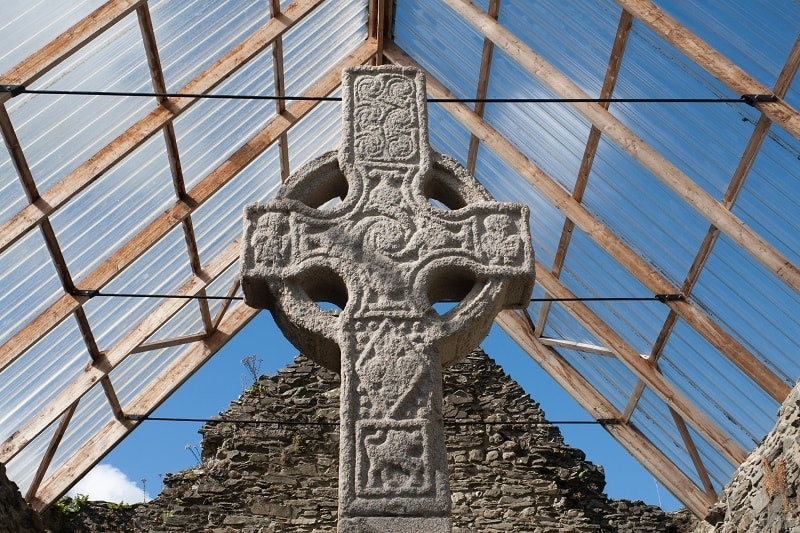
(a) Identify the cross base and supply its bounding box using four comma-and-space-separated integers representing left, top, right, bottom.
339, 516, 451, 532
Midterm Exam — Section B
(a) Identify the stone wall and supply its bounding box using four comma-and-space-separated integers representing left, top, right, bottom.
40, 350, 692, 532
693, 379, 800, 532
0, 461, 42, 533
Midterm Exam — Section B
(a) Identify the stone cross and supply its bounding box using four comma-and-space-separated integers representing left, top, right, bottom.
241, 65, 534, 532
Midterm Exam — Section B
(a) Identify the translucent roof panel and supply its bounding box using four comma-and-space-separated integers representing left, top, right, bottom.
0, 0, 798, 518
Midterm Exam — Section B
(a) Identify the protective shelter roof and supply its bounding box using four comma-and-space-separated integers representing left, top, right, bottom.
0, 0, 798, 517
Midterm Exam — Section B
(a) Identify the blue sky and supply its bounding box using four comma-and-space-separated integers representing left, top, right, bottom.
92, 310, 682, 511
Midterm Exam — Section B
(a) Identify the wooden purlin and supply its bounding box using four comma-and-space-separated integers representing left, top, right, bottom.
0, 0, 350, 378
441, 0, 800, 298
0, 42, 376, 467
615, 0, 800, 141
269, 0, 291, 181
383, 43, 790, 405
670, 406, 716, 496
536, 9, 633, 335
136, 3, 216, 334
29, 302, 259, 511
0, 0, 327, 258
24, 401, 78, 502
495, 310, 715, 518
465, 0, 501, 175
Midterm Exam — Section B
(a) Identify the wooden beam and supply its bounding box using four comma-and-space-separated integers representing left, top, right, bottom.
531, 262, 746, 466
269, 0, 291, 180
0, 39, 376, 463
495, 310, 716, 517
670, 407, 715, 496
0, 0, 327, 257
0, 236, 242, 464
537, 9, 633, 334
0, 0, 144, 100
384, 43, 790, 405
614, 0, 800, 141
465, 0, 501, 175
539, 337, 618, 358
622, 34, 800, 420
29, 302, 259, 511
24, 401, 78, 502
212, 278, 241, 330
0, 41, 375, 378
129, 333, 208, 354
439, 0, 800, 296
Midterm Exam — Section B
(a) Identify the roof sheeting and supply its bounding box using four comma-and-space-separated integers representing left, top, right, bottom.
0, 0, 797, 517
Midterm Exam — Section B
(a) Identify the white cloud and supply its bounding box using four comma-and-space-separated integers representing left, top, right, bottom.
67, 463, 151, 503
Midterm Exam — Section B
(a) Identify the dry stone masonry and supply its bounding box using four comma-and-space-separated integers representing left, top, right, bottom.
36, 350, 694, 532
241, 65, 534, 531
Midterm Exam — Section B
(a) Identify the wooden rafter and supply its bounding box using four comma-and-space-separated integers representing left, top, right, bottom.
495, 310, 715, 517
0, 0, 144, 100
465, 0, 501, 175
670, 406, 715, 496
384, 43, 790, 405
0, 42, 376, 466
538, 337, 618, 358
29, 302, 259, 511
530, 263, 745, 465
440, 0, 800, 297
622, 33, 800, 420
614, 0, 800, 141
0, 0, 327, 257
0, 33, 374, 384
537, 9, 633, 334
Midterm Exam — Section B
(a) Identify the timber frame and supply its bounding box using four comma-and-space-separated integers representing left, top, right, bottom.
0, 0, 798, 519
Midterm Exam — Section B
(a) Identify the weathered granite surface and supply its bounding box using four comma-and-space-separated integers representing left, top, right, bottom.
0, 461, 42, 533
39, 350, 693, 532
693, 378, 800, 532
241, 65, 534, 530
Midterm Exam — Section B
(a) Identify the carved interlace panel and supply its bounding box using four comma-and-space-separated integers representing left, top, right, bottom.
241, 66, 534, 528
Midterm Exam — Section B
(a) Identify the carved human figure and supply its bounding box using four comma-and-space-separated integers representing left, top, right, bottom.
241, 65, 534, 532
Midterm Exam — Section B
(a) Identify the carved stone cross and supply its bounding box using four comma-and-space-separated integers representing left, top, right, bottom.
241, 65, 534, 531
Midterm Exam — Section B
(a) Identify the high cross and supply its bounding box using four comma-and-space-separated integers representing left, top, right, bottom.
241, 65, 534, 532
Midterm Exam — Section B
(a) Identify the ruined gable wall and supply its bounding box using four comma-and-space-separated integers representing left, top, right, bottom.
40, 350, 691, 532
694, 379, 800, 532
0, 461, 42, 533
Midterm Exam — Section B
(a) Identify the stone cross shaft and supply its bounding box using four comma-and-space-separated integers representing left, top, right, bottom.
241, 66, 534, 531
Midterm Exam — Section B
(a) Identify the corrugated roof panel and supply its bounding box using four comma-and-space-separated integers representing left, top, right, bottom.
38, 381, 116, 492
660, 319, 778, 449
473, 144, 566, 269
630, 387, 718, 489
81, 226, 192, 351
5, 418, 58, 496
0, 0, 105, 75
281, 0, 367, 97
149, 0, 268, 92
428, 101, 472, 164
659, 0, 800, 100
394, 0, 483, 102
733, 126, 800, 268
614, 20, 757, 200
203, 262, 241, 321
497, 1, 620, 97
558, 348, 638, 414
48, 133, 175, 281
582, 135, 708, 287
483, 49, 588, 193
0, 229, 63, 346
0, 148, 28, 227
559, 226, 669, 356
172, 48, 276, 191
692, 234, 800, 384
193, 145, 282, 263
0, 316, 88, 443
287, 96, 341, 171
8, 11, 155, 194
110, 344, 185, 408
